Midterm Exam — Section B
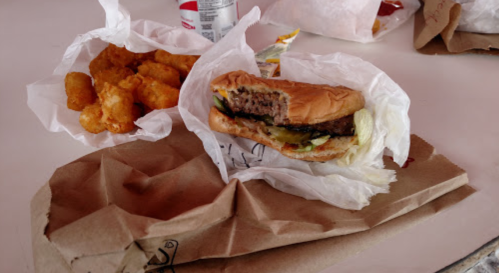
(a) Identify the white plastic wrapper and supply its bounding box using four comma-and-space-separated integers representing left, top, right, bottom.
179, 7, 411, 210
260, 0, 420, 43
27, 0, 213, 148
455, 0, 499, 34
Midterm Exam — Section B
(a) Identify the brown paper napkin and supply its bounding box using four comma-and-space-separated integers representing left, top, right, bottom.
31, 124, 475, 273
414, 0, 499, 55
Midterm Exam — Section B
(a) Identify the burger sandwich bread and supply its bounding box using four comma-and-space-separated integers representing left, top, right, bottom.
208, 70, 367, 162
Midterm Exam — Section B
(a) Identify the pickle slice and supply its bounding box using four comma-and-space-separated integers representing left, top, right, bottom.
294, 144, 315, 152
213, 95, 228, 114
267, 126, 311, 144
294, 135, 330, 152
261, 115, 274, 126
310, 135, 330, 146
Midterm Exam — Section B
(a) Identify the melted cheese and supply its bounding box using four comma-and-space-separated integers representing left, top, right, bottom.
218, 89, 228, 99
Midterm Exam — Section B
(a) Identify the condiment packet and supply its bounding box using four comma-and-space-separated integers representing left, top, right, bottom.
256, 61, 279, 79
179, 7, 411, 210
455, 0, 499, 34
255, 29, 299, 78
27, 0, 213, 148
261, 0, 420, 43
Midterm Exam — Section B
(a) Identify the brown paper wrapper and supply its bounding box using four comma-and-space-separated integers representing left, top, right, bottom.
31, 124, 475, 273
413, 0, 499, 55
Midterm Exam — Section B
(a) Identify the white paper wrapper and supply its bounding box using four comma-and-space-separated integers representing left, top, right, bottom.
179, 7, 411, 210
27, 0, 213, 148
455, 0, 499, 34
260, 0, 420, 43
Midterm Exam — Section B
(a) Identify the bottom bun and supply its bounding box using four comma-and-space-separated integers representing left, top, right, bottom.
208, 107, 358, 162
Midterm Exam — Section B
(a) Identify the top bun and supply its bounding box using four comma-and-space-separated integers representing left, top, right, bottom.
210, 70, 365, 124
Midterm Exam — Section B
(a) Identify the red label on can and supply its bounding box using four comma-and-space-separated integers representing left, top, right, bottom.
182, 21, 196, 29
179, 1, 198, 11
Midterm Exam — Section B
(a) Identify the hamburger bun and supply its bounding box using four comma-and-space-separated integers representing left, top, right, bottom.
210, 70, 365, 124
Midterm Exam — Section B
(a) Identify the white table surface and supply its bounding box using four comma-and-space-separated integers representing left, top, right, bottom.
1, 0, 498, 272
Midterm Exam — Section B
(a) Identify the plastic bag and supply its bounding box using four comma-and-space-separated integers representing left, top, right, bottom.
179, 7, 411, 210
27, 0, 213, 148
261, 0, 420, 43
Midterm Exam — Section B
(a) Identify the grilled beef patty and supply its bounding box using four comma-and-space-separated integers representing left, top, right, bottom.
228, 88, 288, 124
283, 115, 354, 136
226, 88, 355, 136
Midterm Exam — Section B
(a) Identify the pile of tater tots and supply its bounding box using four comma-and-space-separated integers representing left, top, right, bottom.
64, 43, 199, 134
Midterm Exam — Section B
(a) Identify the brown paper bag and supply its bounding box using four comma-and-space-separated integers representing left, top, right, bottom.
31, 124, 475, 273
168, 185, 475, 273
413, 0, 499, 55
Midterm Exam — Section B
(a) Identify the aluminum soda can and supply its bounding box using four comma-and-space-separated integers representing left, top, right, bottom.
178, 0, 239, 43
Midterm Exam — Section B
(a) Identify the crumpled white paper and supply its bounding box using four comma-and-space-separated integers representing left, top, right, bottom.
179, 7, 411, 210
455, 0, 499, 34
260, 0, 420, 43
27, 0, 213, 148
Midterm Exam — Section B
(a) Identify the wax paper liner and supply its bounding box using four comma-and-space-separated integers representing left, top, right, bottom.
26, 0, 213, 148
179, 7, 411, 210
413, 0, 499, 55
455, 0, 499, 34
260, 0, 420, 43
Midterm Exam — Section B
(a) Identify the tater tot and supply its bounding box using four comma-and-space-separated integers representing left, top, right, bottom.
137, 76, 180, 110
99, 83, 137, 133
89, 47, 114, 78
137, 60, 181, 89
132, 104, 144, 119
127, 50, 158, 72
142, 104, 154, 115
94, 66, 134, 93
106, 44, 137, 67
79, 102, 106, 134
65, 72, 97, 111
154, 50, 200, 80
118, 75, 143, 103
135, 50, 157, 64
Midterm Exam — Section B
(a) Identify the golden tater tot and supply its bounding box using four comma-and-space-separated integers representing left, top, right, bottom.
137, 76, 180, 110
89, 47, 114, 78
106, 44, 137, 67
132, 104, 143, 119
65, 72, 97, 111
142, 104, 154, 115
154, 49, 172, 59
118, 75, 143, 103
94, 66, 134, 93
135, 50, 157, 64
129, 50, 158, 72
137, 60, 181, 89
106, 44, 158, 71
99, 83, 137, 133
65, 44, 176, 134
154, 50, 200, 80
79, 102, 106, 134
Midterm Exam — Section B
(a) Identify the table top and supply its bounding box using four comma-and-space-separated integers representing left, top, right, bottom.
1, 0, 498, 272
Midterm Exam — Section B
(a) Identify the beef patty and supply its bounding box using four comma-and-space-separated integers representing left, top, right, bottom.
226, 88, 355, 136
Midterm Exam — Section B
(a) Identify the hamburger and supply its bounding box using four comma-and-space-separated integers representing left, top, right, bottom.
208, 70, 367, 162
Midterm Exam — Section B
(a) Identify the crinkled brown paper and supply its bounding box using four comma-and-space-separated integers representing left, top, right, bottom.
414, 0, 499, 55
31, 124, 475, 273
